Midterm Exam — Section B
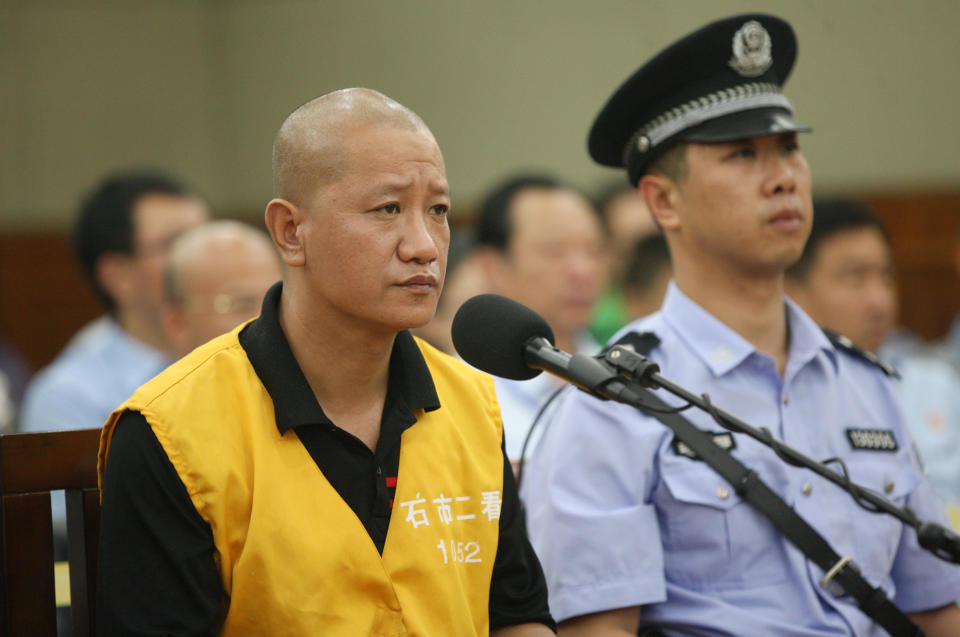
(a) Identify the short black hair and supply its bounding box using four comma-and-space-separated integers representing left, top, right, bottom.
72, 171, 190, 310
787, 198, 888, 282
622, 233, 671, 291
646, 141, 689, 183
475, 174, 564, 251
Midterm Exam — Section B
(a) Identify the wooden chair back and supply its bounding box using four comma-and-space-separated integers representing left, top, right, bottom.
0, 428, 102, 637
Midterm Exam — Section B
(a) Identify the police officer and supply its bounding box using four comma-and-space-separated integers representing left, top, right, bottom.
520, 14, 960, 636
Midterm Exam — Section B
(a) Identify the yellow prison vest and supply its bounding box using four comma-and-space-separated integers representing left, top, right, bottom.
98, 326, 505, 636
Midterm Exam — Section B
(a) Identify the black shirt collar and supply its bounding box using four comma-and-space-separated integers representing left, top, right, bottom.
239, 282, 441, 435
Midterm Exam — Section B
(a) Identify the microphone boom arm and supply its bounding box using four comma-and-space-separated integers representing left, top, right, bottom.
523, 337, 644, 403
590, 343, 960, 564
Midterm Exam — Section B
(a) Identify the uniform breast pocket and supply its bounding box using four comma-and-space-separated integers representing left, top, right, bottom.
842, 459, 918, 582
657, 463, 787, 590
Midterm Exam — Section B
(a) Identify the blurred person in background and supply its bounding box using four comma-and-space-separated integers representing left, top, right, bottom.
786, 198, 960, 511
473, 174, 607, 467
590, 182, 660, 343
785, 199, 896, 356
20, 170, 209, 435
620, 233, 672, 323
163, 220, 282, 357
18, 170, 207, 564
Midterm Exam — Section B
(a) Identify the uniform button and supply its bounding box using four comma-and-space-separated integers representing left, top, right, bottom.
802, 482, 813, 496
884, 481, 895, 494
717, 486, 730, 500
782, 395, 789, 406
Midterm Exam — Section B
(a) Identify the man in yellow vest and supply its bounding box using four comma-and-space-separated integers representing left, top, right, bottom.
96, 88, 557, 636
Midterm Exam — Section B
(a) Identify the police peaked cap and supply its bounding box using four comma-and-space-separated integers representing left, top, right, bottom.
589, 13, 811, 185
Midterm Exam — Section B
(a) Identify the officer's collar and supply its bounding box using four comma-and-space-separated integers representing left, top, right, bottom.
782, 294, 840, 377
660, 281, 837, 377
239, 282, 440, 434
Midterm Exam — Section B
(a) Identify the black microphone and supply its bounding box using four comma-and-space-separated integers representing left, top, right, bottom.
451, 294, 553, 380
451, 294, 638, 400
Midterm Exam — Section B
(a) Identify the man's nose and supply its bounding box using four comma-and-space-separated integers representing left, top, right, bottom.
398, 211, 441, 263
765, 154, 798, 196
866, 277, 897, 317
565, 249, 603, 281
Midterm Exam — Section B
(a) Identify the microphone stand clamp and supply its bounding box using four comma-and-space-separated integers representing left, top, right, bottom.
602, 344, 661, 388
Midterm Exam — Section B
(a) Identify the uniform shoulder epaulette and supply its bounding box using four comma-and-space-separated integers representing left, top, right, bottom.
605, 331, 661, 357
821, 328, 900, 379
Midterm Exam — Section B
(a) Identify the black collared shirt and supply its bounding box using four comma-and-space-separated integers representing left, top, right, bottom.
97, 283, 555, 635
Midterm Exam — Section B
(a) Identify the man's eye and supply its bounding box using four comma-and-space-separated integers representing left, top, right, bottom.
782, 140, 800, 153
431, 204, 449, 216
379, 203, 400, 214
731, 147, 755, 158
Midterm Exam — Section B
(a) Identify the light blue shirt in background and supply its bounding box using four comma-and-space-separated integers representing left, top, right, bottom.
19, 316, 170, 538
521, 282, 960, 635
882, 352, 960, 508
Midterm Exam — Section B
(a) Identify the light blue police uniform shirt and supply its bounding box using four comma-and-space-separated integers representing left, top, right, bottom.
881, 351, 960, 508
521, 282, 960, 636
19, 316, 170, 537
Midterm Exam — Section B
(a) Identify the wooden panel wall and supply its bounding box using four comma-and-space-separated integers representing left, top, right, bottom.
1, 190, 959, 372
0, 233, 101, 371
861, 192, 960, 341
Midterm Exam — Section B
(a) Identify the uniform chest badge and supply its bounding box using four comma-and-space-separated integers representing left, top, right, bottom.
729, 20, 773, 77
673, 432, 736, 460
846, 428, 898, 452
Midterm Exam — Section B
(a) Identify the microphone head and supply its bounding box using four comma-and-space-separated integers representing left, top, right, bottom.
452, 294, 555, 380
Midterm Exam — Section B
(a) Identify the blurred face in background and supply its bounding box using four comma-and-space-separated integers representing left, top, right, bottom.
787, 226, 897, 352
493, 187, 607, 343
603, 187, 659, 277
99, 193, 209, 353
164, 228, 282, 355
129, 194, 210, 314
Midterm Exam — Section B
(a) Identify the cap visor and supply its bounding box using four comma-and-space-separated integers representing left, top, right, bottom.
681, 107, 811, 143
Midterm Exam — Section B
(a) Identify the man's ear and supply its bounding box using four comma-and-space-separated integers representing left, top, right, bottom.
639, 175, 681, 232
264, 198, 305, 267
161, 305, 189, 357
95, 253, 134, 307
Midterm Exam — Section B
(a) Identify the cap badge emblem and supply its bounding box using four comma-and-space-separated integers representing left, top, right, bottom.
729, 20, 773, 77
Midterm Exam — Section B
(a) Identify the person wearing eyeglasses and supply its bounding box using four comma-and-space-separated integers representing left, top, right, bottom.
20, 171, 209, 436
162, 220, 281, 357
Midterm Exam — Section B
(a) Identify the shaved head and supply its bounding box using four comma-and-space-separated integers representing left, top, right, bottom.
272, 88, 434, 205
164, 220, 283, 354
165, 220, 279, 306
